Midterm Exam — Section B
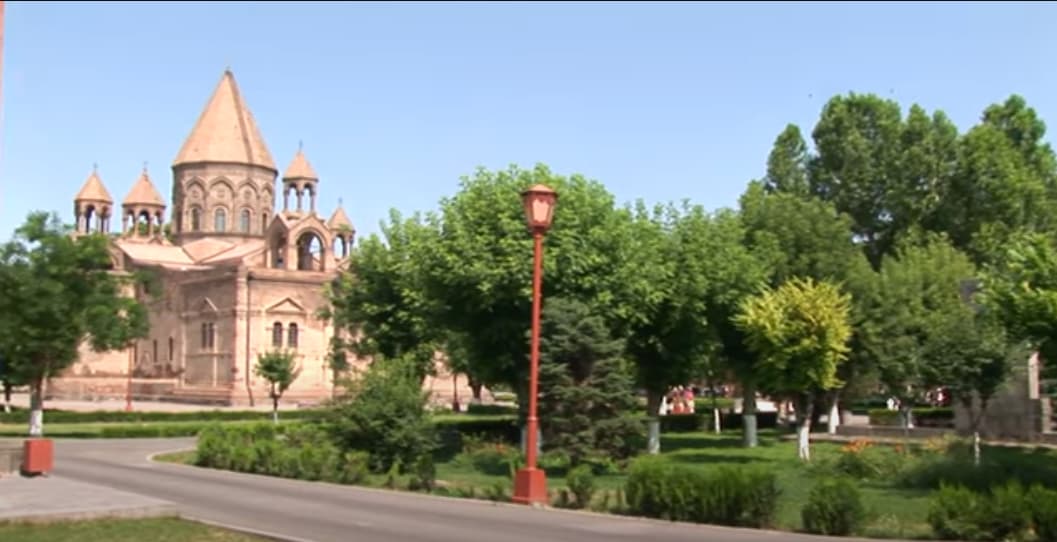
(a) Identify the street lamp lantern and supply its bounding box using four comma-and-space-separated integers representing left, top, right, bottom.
521, 184, 557, 232
513, 183, 557, 507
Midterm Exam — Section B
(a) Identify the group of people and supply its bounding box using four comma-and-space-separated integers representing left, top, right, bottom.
659, 385, 695, 415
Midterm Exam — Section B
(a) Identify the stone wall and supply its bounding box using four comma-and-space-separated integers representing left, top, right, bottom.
954, 354, 1048, 441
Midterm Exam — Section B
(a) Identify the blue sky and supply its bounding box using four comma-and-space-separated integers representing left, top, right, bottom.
2, 1, 1056, 241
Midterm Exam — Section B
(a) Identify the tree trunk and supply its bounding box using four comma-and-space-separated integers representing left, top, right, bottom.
796, 395, 814, 462
827, 391, 841, 435
968, 398, 988, 467
646, 390, 663, 455
29, 378, 44, 437
899, 404, 914, 429
742, 382, 758, 448
2, 381, 11, 414
469, 378, 483, 404
810, 394, 825, 429
272, 395, 280, 425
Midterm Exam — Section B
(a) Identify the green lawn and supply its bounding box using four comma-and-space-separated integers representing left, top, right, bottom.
435, 432, 933, 538
0, 517, 266, 542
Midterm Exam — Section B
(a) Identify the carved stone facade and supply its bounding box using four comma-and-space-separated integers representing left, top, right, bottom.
50, 70, 473, 406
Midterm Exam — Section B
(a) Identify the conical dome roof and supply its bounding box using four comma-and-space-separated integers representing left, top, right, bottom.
173, 69, 276, 171
123, 168, 166, 208
283, 148, 318, 180
75, 167, 113, 203
327, 203, 354, 231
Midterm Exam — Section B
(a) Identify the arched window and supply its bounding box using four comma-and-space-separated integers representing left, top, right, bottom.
288, 323, 299, 349
261, 213, 269, 234
240, 209, 251, 233
214, 208, 227, 232
272, 322, 283, 348
152, 340, 158, 365
190, 207, 202, 231
168, 337, 174, 361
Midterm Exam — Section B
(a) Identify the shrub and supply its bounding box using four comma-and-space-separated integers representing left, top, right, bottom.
623, 456, 780, 528
867, 407, 953, 428
565, 465, 596, 509
899, 446, 1057, 492
408, 453, 436, 493
928, 484, 984, 541
657, 411, 779, 432
434, 415, 520, 457
1029, 485, 1057, 542
978, 482, 1030, 542
928, 482, 1032, 541
338, 451, 371, 485
801, 477, 866, 536
327, 357, 437, 473
453, 435, 522, 476
825, 439, 905, 481
538, 450, 571, 476
464, 403, 515, 415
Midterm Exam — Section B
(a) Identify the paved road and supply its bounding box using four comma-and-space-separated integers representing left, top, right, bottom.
55, 438, 874, 542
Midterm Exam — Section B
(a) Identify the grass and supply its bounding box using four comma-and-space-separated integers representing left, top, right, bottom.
0, 517, 266, 541
436, 432, 934, 537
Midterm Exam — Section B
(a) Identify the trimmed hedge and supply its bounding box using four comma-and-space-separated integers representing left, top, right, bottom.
624, 455, 780, 528
658, 411, 779, 433
0, 408, 325, 425
868, 408, 953, 428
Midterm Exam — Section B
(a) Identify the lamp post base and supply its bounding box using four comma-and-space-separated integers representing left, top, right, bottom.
512, 467, 548, 506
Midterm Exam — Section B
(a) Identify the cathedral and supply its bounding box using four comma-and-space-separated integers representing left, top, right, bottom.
50, 69, 468, 407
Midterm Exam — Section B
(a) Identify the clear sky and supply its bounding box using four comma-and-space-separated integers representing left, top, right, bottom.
2, 1, 1056, 241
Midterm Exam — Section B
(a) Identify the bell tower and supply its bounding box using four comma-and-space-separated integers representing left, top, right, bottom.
73, 165, 113, 235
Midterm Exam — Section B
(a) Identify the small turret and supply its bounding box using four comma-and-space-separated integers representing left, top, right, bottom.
282, 143, 319, 214
74, 165, 114, 235
122, 165, 166, 238
327, 199, 355, 259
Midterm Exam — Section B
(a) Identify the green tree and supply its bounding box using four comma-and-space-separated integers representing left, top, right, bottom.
327, 356, 437, 473
857, 236, 979, 426
764, 124, 811, 197
983, 232, 1057, 348
739, 182, 868, 437
0, 212, 148, 436
0, 353, 22, 413
321, 210, 442, 382
537, 297, 642, 465
735, 277, 853, 461
254, 350, 301, 424
808, 93, 909, 266
619, 202, 720, 453
693, 208, 771, 446
417, 165, 637, 425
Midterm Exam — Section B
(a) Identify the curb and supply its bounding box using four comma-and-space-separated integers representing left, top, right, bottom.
183, 515, 316, 542
0, 504, 180, 525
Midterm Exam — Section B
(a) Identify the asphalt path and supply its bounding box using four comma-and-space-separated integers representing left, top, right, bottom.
53, 438, 886, 542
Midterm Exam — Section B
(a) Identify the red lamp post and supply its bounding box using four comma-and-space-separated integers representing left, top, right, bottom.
512, 183, 557, 506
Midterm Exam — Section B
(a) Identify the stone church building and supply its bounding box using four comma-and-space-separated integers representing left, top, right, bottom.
48, 69, 470, 407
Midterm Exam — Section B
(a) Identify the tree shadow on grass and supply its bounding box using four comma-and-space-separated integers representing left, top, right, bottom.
662, 434, 781, 451
665, 452, 770, 466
